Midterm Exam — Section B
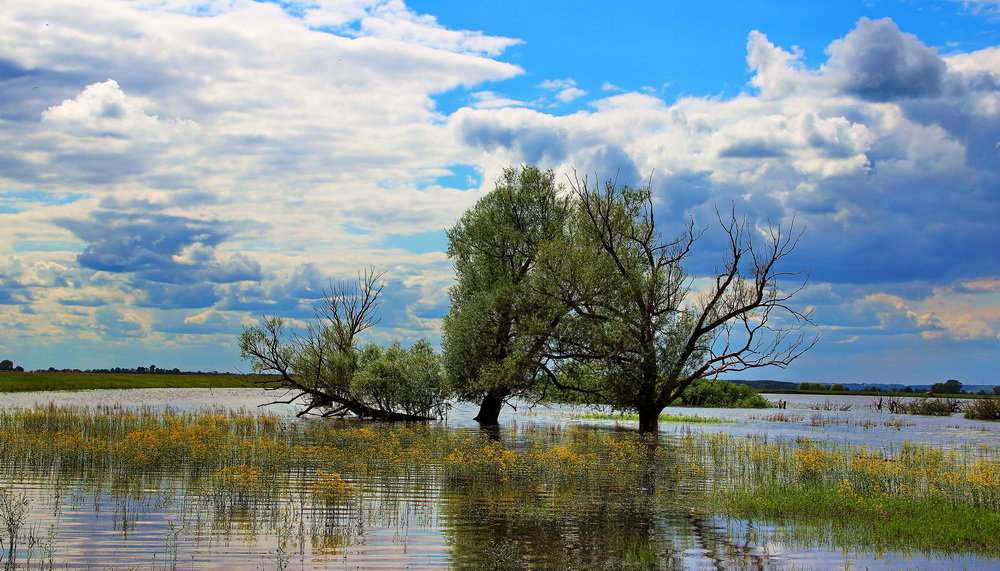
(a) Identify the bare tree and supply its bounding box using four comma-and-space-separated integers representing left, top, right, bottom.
542, 176, 815, 433
240, 268, 449, 420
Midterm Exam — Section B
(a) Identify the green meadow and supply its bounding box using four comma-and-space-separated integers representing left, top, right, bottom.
0, 371, 258, 392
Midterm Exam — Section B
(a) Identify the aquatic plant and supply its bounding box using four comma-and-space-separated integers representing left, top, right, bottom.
0, 405, 995, 565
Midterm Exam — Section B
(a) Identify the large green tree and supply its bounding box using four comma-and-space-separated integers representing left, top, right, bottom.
543, 177, 815, 433
442, 166, 571, 424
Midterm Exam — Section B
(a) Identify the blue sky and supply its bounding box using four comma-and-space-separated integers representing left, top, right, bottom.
0, 0, 998, 384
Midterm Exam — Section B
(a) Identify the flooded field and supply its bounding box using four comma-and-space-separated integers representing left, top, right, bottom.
0, 389, 996, 569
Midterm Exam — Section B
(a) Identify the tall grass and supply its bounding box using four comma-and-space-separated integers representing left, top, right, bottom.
0, 405, 995, 562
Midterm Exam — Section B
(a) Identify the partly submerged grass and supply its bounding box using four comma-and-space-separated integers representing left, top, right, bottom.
574, 411, 729, 423
718, 485, 1000, 555
0, 371, 259, 392
0, 406, 996, 558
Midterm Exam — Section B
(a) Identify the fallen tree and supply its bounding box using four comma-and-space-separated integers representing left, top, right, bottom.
239, 268, 450, 420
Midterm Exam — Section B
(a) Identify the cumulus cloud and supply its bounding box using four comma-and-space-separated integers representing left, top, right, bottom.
823, 18, 951, 101
55, 211, 257, 283
42, 80, 185, 138
1, 3, 997, 378
453, 17, 1000, 287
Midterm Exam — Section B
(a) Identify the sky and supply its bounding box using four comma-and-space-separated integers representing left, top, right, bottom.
0, 0, 998, 384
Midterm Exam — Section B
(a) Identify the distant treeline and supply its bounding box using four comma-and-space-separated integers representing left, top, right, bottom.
35, 366, 234, 375
731, 379, 1000, 396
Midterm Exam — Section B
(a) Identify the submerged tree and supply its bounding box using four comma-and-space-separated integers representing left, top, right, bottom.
442, 166, 571, 424
240, 268, 450, 420
543, 177, 815, 433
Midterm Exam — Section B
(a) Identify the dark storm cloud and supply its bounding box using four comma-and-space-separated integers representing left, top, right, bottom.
457, 111, 570, 164
825, 18, 950, 102
135, 282, 220, 310
55, 211, 261, 285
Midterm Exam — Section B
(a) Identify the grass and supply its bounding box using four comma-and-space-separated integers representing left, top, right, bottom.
574, 411, 729, 423
0, 371, 260, 392
0, 405, 995, 565
719, 485, 1000, 555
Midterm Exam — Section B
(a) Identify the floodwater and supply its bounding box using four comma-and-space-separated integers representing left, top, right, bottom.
0, 388, 996, 569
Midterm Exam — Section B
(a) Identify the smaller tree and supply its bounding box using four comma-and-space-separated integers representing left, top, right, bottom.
0, 360, 12, 372
240, 269, 450, 420
830, 383, 845, 392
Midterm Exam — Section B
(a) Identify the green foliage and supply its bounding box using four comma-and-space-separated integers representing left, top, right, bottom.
964, 397, 1000, 421
798, 382, 826, 391
893, 398, 963, 416
0, 360, 12, 371
240, 270, 451, 419
830, 383, 845, 392
931, 379, 964, 394
444, 166, 811, 430
442, 166, 570, 402
677, 379, 771, 408
353, 340, 450, 418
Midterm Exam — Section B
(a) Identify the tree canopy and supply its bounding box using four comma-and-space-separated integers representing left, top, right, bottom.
442, 166, 570, 424
445, 171, 815, 432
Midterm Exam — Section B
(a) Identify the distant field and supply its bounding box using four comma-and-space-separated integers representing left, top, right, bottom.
0, 372, 263, 392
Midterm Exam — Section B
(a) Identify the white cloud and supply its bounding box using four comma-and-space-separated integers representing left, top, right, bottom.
470, 91, 528, 109
540, 77, 587, 103
1, 6, 997, 376
555, 87, 586, 103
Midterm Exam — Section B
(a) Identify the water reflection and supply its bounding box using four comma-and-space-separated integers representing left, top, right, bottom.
0, 393, 995, 569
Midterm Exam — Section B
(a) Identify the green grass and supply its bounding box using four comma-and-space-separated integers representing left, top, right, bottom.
717, 485, 1000, 555
0, 371, 260, 392
574, 411, 728, 423
0, 406, 995, 562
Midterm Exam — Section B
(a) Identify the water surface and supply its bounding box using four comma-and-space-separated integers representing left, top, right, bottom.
0, 388, 995, 569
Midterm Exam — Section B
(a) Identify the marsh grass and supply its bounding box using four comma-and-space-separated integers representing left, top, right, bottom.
0, 405, 995, 565
573, 411, 729, 424
682, 433, 1000, 555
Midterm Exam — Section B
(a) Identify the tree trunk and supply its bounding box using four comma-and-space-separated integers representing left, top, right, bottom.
637, 403, 664, 434
473, 388, 510, 425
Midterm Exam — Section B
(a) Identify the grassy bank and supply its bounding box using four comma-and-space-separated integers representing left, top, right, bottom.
0, 371, 259, 392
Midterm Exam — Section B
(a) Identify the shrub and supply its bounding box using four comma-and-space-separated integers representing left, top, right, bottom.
890, 397, 964, 416
679, 379, 770, 408
964, 398, 1000, 421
